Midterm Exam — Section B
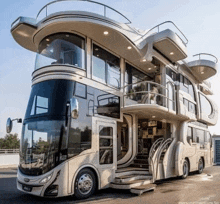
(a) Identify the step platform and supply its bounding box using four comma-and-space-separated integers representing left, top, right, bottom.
130, 184, 156, 195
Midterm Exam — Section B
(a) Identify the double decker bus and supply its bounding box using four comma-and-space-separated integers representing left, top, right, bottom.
7, 0, 218, 199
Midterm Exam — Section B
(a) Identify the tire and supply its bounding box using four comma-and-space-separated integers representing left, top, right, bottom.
74, 168, 97, 199
198, 158, 204, 174
181, 159, 189, 179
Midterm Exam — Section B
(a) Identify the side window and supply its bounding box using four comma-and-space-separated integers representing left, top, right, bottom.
75, 83, 87, 98
187, 127, 193, 144
179, 74, 195, 101
99, 126, 113, 165
199, 93, 213, 116
92, 44, 120, 88
195, 128, 205, 148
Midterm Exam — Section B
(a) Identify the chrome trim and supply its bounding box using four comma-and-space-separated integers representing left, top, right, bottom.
135, 21, 188, 45
193, 53, 218, 63
36, 0, 132, 24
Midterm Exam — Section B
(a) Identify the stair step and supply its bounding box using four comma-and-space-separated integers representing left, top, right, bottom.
115, 174, 152, 183
134, 159, 149, 164
130, 163, 149, 168
115, 168, 149, 177
130, 184, 156, 195
110, 179, 152, 190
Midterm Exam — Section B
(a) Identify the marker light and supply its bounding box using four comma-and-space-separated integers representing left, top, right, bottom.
127, 46, 132, 50
170, 52, 174, 55
103, 31, 109, 35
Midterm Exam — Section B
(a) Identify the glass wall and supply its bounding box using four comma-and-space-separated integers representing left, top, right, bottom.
35, 33, 85, 70
92, 44, 120, 88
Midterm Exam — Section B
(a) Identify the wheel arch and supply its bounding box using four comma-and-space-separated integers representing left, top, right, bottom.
71, 164, 101, 195
200, 156, 205, 169
184, 157, 190, 172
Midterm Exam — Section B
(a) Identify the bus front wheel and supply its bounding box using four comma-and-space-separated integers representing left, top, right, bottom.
198, 158, 204, 174
181, 159, 189, 179
74, 168, 97, 199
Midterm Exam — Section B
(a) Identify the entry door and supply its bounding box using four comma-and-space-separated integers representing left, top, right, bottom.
96, 119, 117, 170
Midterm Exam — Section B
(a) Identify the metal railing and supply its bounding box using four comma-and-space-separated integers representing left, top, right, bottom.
123, 80, 176, 112
0, 149, 19, 154
155, 138, 173, 180
148, 138, 164, 181
36, 0, 132, 24
193, 53, 218, 63
135, 21, 188, 45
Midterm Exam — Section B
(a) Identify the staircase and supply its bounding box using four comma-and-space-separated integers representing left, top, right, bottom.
129, 153, 149, 169
110, 167, 156, 195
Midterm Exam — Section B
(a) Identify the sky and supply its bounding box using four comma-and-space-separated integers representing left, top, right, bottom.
0, 0, 220, 138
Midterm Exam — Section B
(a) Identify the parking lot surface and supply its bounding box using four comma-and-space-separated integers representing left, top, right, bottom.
0, 166, 220, 204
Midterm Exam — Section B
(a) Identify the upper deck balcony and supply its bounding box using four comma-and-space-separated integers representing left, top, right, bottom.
187, 53, 218, 81
11, 0, 142, 53
122, 81, 187, 121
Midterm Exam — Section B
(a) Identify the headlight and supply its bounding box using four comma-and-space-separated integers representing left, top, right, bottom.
39, 172, 53, 184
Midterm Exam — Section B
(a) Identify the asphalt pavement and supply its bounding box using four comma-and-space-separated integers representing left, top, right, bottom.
0, 166, 220, 204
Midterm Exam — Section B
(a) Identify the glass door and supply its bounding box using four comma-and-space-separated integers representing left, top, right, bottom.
96, 120, 117, 169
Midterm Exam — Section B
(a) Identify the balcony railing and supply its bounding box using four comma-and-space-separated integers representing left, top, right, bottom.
123, 81, 176, 112
0, 149, 19, 154
134, 21, 188, 46
36, 0, 132, 24
193, 53, 218, 63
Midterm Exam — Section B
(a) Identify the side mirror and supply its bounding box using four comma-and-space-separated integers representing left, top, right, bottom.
6, 118, 13, 133
70, 97, 79, 119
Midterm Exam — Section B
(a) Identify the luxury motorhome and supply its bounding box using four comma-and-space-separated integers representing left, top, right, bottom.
7, 0, 218, 199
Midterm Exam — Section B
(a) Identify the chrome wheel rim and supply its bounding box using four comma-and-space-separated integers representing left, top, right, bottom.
78, 173, 93, 195
183, 162, 188, 176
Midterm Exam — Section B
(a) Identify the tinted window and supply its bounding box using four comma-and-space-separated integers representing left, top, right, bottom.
75, 83, 87, 98
87, 86, 120, 119
35, 33, 85, 70
68, 97, 92, 158
92, 44, 120, 88
25, 80, 75, 119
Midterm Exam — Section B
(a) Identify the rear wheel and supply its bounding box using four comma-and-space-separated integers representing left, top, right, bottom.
181, 159, 189, 179
74, 168, 97, 199
198, 158, 204, 174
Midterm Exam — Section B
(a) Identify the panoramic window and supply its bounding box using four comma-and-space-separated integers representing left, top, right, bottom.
35, 33, 85, 70
92, 44, 120, 88
199, 93, 213, 116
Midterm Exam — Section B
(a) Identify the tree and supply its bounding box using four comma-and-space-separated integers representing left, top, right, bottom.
0, 133, 20, 149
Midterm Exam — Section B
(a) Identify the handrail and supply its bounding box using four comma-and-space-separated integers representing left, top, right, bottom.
149, 138, 164, 161
155, 138, 173, 180
135, 21, 188, 45
36, 0, 132, 24
0, 149, 19, 154
148, 138, 164, 182
123, 80, 167, 91
193, 53, 218, 63
123, 80, 176, 112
